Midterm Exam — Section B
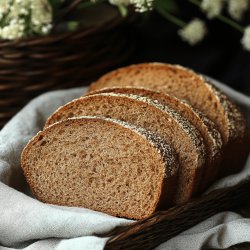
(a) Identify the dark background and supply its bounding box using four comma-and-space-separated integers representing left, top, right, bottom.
126, 2, 250, 96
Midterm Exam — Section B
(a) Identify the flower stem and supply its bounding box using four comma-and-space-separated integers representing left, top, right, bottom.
117, 5, 128, 17
189, 0, 244, 33
78, 0, 106, 9
217, 15, 244, 33
189, 0, 201, 8
157, 9, 186, 28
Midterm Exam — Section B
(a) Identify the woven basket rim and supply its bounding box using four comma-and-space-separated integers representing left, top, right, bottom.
0, 7, 136, 48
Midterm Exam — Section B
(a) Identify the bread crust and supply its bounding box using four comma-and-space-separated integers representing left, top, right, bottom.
88, 62, 249, 176
87, 62, 246, 143
204, 81, 250, 176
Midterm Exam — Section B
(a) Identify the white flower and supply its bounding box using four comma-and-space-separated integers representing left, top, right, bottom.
0, 22, 25, 40
241, 26, 250, 51
109, 0, 130, 6
31, 0, 52, 30
178, 18, 207, 46
228, 0, 249, 21
0, 0, 53, 40
201, 0, 224, 19
130, 0, 154, 12
0, 0, 10, 16
41, 24, 52, 34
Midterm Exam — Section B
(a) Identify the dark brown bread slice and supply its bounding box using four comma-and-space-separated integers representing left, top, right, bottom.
21, 116, 179, 220
86, 87, 223, 191
88, 63, 249, 176
45, 93, 206, 204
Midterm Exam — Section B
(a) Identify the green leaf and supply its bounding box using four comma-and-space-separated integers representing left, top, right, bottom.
67, 21, 79, 31
153, 0, 179, 14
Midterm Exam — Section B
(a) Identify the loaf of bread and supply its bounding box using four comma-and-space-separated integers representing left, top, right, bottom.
21, 116, 179, 220
88, 63, 249, 177
45, 93, 206, 204
21, 62, 249, 220
86, 87, 223, 191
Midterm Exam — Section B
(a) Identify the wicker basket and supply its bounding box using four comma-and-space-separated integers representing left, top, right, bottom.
0, 2, 137, 128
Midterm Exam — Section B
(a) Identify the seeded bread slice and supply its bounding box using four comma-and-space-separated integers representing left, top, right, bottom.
45, 93, 206, 204
86, 87, 223, 191
21, 116, 179, 220
88, 63, 249, 176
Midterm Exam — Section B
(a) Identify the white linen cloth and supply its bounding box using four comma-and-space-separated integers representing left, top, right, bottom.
0, 79, 249, 250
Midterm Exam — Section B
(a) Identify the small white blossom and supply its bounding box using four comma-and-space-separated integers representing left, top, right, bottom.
0, 0, 53, 40
0, 0, 10, 16
109, 0, 130, 6
178, 18, 207, 46
0, 22, 25, 40
228, 0, 249, 21
31, 0, 52, 26
20, 8, 29, 16
241, 26, 250, 51
41, 24, 52, 34
130, 0, 154, 12
201, 0, 224, 19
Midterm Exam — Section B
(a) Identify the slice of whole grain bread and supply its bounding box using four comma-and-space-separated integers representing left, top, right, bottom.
21, 116, 179, 220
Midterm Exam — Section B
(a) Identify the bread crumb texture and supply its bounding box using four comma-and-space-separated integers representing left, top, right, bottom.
21, 117, 179, 219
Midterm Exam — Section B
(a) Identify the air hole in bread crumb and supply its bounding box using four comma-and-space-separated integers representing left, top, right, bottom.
67, 112, 74, 118
88, 178, 94, 184
40, 141, 46, 146
58, 130, 65, 135
107, 178, 113, 183
150, 165, 155, 172
80, 150, 87, 158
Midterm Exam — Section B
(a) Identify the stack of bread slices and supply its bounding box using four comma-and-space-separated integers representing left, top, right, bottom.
21, 63, 250, 220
